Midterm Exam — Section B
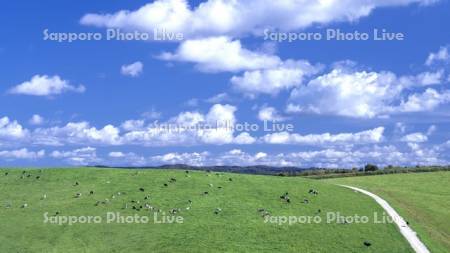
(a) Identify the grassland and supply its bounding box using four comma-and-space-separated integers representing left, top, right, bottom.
0, 168, 413, 253
328, 172, 450, 253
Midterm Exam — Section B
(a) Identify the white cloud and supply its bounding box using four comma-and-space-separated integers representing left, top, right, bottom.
142, 142, 445, 168
289, 67, 450, 118
122, 104, 252, 146
81, 0, 436, 39
33, 122, 121, 146
257, 106, 286, 122
425, 46, 449, 66
121, 120, 145, 131
121, 61, 144, 77
205, 93, 232, 103
150, 151, 210, 166
9, 75, 85, 96
289, 69, 401, 118
0, 116, 29, 141
399, 88, 450, 112
427, 125, 437, 135
50, 147, 99, 165
231, 60, 320, 96
401, 132, 428, 143
159, 36, 281, 72
0, 148, 45, 160
262, 127, 384, 146
109, 151, 125, 158
413, 70, 445, 86
29, 114, 45, 125
233, 132, 256, 144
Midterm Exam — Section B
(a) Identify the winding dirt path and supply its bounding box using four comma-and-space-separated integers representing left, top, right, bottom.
339, 185, 430, 253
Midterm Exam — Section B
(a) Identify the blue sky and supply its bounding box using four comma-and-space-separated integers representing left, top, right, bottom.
1, 0, 449, 168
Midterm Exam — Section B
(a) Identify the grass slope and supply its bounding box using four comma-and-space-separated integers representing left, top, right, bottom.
327, 172, 450, 253
1, 168, 412, 253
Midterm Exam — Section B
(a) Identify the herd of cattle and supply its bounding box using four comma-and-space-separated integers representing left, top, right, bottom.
2, 169, 373, 248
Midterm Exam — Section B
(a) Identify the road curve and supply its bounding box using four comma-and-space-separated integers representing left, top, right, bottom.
339, 185, 430, 253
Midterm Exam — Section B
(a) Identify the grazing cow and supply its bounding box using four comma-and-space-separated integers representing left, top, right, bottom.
188, 200, 192, 204
203, 191, 209, 195
280, 192, 289, 200
21, 203, 28, 208
208, 183, 214, 187
74, 182, 79, 186
144, 195, 150, 200
36, 176, 40, 180
164, 183, 168, 187
214, 208, 222, 214
75, 193, 82, 198
55, 211, 60, 216
185, 170, 189, 174
217, 186, 222, 189
303, 198, 309, 204
363, 241, 372, 247
4, 172, 8, 176
89, 190, 94, 195
170, 178, 177, 183
170, 208, 178, 214
95, 201, 101, 206
41, 194, 47, 200
228, 178, 233, 182
26, 174, 31, 178
139, 188, 145, 192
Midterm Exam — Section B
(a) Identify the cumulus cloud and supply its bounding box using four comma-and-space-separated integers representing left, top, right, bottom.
159, 36, 281, 72
80, 0, 436, 39
231, 60, 320, 96
401, 132, 428, 143
122, 104, 255, 146
121, 120, 145, 131
29, 114, 45, 126
257, 106, 286, 122
50, 147, 100, 165
425, 46, 449, 66
33, 122, 121, 146
109, 151, 125, 158
0, 148, 45, 160
0, 116, 29, 141
288, 67, 450, 118
289, 69, 401, 118
109, 142, 446, 168
9, 75, 85, 96
121, 61, 144, 77
262, 127, 384, 146
398, 88, 450, 112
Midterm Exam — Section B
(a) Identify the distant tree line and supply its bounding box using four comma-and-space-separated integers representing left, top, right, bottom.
295, 165, 450, 179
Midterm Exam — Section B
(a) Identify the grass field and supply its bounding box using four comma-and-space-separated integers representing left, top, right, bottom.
328, 172, 450, 253
0, 168, 414, 253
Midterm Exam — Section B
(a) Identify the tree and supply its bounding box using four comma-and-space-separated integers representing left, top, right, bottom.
365, 164, 379, 172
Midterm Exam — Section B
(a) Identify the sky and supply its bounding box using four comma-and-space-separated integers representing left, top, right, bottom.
0, 0, 449, 168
